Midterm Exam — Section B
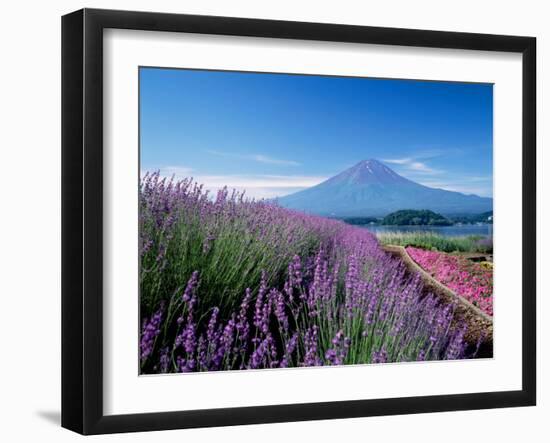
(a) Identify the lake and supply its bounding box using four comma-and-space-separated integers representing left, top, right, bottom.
363, 224, 493, 237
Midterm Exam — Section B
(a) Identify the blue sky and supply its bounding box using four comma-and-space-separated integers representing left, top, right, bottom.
140, 67, 493, 199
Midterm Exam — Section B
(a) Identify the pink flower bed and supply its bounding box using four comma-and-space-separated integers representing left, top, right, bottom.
406, 247, 493, 316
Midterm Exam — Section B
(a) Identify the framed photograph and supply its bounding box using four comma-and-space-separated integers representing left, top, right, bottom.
61, 8, 536, 435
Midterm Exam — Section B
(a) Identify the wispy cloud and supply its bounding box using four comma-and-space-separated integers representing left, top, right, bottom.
150, 166, 194, 176
408, 161, 441, 174
381, 154, 492, 197
382, 156, 443, 175
206, 150, 301, 166
416, 173, 493, 197
250, 154, 301, 166
382, 157, 413, 165
145, 166, 327, 199
417, 179, 492, 197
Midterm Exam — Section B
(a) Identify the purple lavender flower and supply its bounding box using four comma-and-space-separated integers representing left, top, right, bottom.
159, 347, 170, 373
280, 333, 298, 368
249, 336, 269, 369
325, 330, 350, 365
417, 349, 426, 361
236, 288, 252, 343
207, 307, 220, 343
253, 272, 268, 329
182, 271, 199, 303
445, 324, 467, 360
213, 315, 235, 368
139, 303, 164, 363
272, 289, 288, 330
303, 325, 322, 367
372, 347, 388, 364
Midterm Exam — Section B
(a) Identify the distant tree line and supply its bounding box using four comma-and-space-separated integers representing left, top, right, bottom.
339, 210, 493, 226
381, 209, 452, 226
340, 216, 380, 225
448, 211, 493, 224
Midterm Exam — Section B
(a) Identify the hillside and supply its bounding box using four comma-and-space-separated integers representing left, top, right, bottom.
381, 209, 452, 226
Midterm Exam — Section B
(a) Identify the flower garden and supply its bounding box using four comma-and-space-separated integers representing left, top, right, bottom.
405, 247, 493, 316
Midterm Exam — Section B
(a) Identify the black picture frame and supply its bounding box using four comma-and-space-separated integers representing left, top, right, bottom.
61, 8, 536, 435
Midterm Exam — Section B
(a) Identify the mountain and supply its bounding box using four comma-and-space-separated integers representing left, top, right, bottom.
275, 159, 492, 217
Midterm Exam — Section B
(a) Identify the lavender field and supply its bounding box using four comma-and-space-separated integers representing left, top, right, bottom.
138, 172, 484, 374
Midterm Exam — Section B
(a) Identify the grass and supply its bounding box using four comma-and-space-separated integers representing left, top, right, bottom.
376, 231, 493, 254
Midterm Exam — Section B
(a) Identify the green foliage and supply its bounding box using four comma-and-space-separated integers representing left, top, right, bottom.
381, 209, 452, 226
340, 216, 380, 225
377, 231, 493, 253
449, 211, 493, 224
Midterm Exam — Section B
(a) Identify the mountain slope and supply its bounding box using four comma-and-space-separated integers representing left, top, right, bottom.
276, 159, 492, 217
